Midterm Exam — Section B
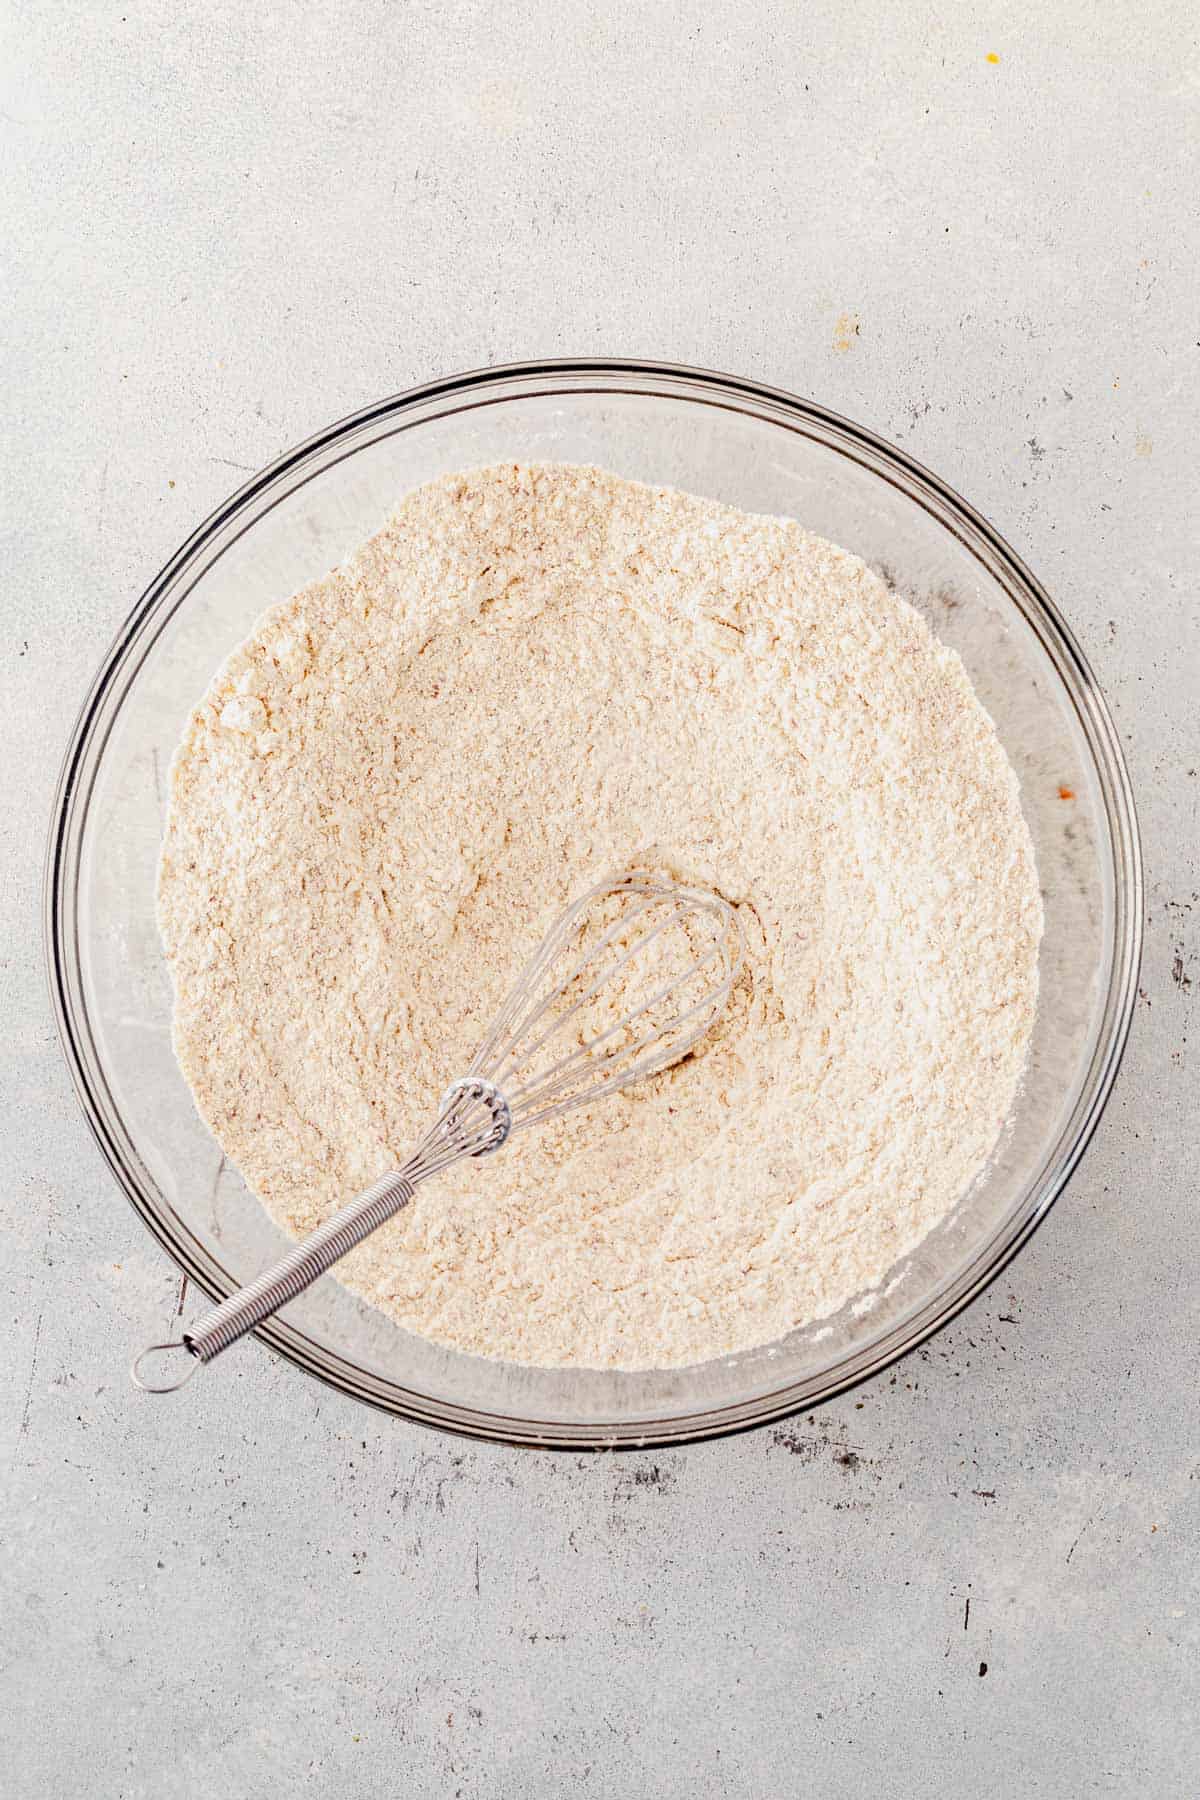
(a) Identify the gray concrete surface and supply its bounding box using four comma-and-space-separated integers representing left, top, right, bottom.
4, 3, 1198, 1794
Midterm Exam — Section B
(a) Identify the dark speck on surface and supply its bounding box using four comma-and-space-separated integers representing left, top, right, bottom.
770, 1430, 820, 1462
613, 1462, 679, 1498
631, 1465, 673, 1490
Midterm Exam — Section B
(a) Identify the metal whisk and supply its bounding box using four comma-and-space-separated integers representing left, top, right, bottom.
132, 871, 741, 1390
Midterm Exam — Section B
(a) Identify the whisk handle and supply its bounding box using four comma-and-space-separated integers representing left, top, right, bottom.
131, 1167, 419, 1391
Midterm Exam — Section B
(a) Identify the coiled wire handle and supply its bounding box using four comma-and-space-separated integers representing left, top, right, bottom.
132, 1077, 512, 1391
131, 1168, 419, 1391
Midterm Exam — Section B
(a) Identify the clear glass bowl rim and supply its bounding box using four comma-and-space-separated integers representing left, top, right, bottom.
44, 358, 1144, 1447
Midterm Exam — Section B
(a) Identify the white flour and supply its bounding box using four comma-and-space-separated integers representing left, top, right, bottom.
158, 463, 1042, 1370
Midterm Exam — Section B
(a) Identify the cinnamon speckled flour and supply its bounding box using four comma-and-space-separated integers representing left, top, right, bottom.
158, 463, 1042, 1370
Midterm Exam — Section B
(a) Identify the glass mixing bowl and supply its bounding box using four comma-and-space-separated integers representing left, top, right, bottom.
46, 360, 1142, 1446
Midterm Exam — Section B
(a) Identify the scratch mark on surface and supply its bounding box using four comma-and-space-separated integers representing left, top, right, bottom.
151, 746, 164, 809
211, 457, 256, 474
175, 1274, 189, 1318
20, 1311, 44, 1436
1066, 1507, 1103, 1564
963, 1596, 971, 1631
209, 1154, 227, 1237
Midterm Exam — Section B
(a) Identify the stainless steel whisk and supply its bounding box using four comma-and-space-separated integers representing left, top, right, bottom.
133, 871, 741, 1391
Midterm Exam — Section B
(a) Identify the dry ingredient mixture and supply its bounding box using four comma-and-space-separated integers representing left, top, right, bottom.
158, 463, 1042, 1370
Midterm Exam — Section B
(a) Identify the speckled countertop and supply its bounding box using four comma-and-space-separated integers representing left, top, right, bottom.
3, 4, 1197, 1795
